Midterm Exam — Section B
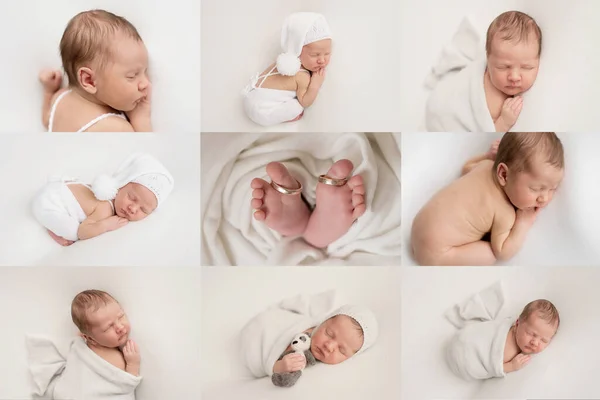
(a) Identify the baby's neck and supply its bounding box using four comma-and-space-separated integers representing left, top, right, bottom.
69, 86, 116, 112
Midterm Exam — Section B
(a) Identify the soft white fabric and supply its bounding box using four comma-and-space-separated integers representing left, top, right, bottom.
31, 178, 88, 242
327, 305, 379, 354
277, 12, 331, 76
445, 281, 511, 380
48, 90, 126, 133
242, 87, 304, 127
92, 153, 174, 208
26, 335, 142, 399
424, 16, 495, 132
201, 132, 402, 266
240, 290, 338, 378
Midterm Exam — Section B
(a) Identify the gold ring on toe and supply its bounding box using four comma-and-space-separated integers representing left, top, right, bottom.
318, 174, 349, 186
270, 179, 303, 195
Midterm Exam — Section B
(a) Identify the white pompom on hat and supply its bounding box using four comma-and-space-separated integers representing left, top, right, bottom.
91, 153, 174, 209
276, 12, 331, 76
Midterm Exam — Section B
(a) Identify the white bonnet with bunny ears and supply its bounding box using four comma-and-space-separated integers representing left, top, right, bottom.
91, 153, 174, 208
276, 12, 331, 76
317, 304, 379, 355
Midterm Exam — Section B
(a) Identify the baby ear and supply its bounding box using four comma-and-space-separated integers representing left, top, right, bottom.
78, 67, 98, 94
496, 163, 509, 186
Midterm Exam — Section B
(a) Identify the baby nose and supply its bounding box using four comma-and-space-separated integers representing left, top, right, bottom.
509, 70, 520, 81
139, 75, 150, 91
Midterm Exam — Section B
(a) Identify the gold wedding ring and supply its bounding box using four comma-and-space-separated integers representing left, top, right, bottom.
270, 179, 303, 195
318, 174, 348, 186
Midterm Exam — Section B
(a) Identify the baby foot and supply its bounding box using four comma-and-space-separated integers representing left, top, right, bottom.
303, 159, 366, 248
286, 111, 304, 123
47, 229, 75, 247
486, 139, 501, 160
251, 162, 310, 236
39, 69, 63, 93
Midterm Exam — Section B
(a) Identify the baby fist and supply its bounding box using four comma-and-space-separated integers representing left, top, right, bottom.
510, 353, 531, 371
499, 96, 524, 129
123, 339, 141, 366
281, 352, 306, 373
486, 139, 501, 160
516, 207, 540, 227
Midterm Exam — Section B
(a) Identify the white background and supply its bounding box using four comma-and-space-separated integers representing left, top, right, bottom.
201, 0, 402, 132
401, 132, 600, 266
0, 0, 200, 133
0, 133, 200, 267
401, 267, 600, 399
201, 266, 401, 399
0, 267, 201, 400
397, 0, 600, 131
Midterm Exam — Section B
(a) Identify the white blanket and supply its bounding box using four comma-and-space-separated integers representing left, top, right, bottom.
240, 290, 338, 378
424, 16, 495, 132
201, 132, 402, 266
445, 281, 512, 381
26, 335, 142, 400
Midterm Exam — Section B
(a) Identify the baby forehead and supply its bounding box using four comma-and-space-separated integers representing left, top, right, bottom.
304, 39, 332, 51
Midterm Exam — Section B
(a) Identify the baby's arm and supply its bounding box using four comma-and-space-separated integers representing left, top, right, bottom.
296, 69, 325, 108
461, 140, 499, 175
77, 206, 129, 240
273, 352, 306, 374
490, 208, 537, 261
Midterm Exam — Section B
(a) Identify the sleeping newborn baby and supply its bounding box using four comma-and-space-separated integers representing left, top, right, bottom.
32, 153, 174, 246
39, 9, 152, 132
72, 290, 141, 377
243, 12, 331, 126
411, 132, 564, 266
485, 11, 542, 132
447, 299, 559, 380
25, 290, 142, 399
250, 159, 366, 248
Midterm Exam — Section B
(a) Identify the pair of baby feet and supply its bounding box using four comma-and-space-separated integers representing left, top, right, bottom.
250, 159, 366, 248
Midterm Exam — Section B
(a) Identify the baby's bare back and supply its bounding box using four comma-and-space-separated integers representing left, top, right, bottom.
68, 184, 114, 219
258, 63, 301, 91
412, 160, 511, 253
51, 89, 122, 132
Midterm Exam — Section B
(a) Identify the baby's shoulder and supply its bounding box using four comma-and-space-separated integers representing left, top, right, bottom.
85, 116, 134, 133
98, 347, 126, 371
295, 70, 311, 83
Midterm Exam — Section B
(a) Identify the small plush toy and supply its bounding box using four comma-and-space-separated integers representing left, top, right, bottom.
272, 332, 317, 387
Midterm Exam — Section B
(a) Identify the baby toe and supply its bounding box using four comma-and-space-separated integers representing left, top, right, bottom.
252, 188, 265, 199
351, 184, 365, 195
353, 203, 366, 220
352, 193, 364, 207
251, 198, 263, 209
253, 209, 266, 221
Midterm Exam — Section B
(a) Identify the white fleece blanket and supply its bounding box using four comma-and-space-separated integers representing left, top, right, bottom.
201, 132, 401, 266
240, 290, 338, 378
424, 16, 495, 132
26, 335, 142, 400
445, 281, 512, 381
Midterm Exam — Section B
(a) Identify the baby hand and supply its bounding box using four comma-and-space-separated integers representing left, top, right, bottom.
126, 82, 152, 122
516, 207, 540, 228
278, 353, 306, 373
39, 69, 63, 92
103, 215, 129, 232
123, 339, 141, 366
510, 353, 531, 371
310, 68, 326, 90
486, 139, 501, 160
499, 96, 523, 130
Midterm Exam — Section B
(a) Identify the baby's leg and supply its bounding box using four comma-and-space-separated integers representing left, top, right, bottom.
250, 162, 311, 236
47, 229, 75, 247
435, 241, 496, 266
303, 160, 366, 248
38, 69, 64, 129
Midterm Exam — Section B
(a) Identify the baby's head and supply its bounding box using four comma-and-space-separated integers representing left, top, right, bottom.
515, 299, 560, 354
486, 11, 542, 96
92, 153, 175, 221
494, 132, 564, 210
276, 13, 332, 76
310, 305, 378, 365
71, 290, 130, 348
60, 9, 149, 111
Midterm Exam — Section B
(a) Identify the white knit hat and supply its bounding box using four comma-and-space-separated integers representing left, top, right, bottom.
326, 304, 379, 354
91, 153, 174, 209
276, 12, 331, 76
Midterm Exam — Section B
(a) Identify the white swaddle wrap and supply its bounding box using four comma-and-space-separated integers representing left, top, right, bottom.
445, 281, 512, 381
31, 177, 89, 242
424, 16, 495, 132
26, 335, 142, 399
